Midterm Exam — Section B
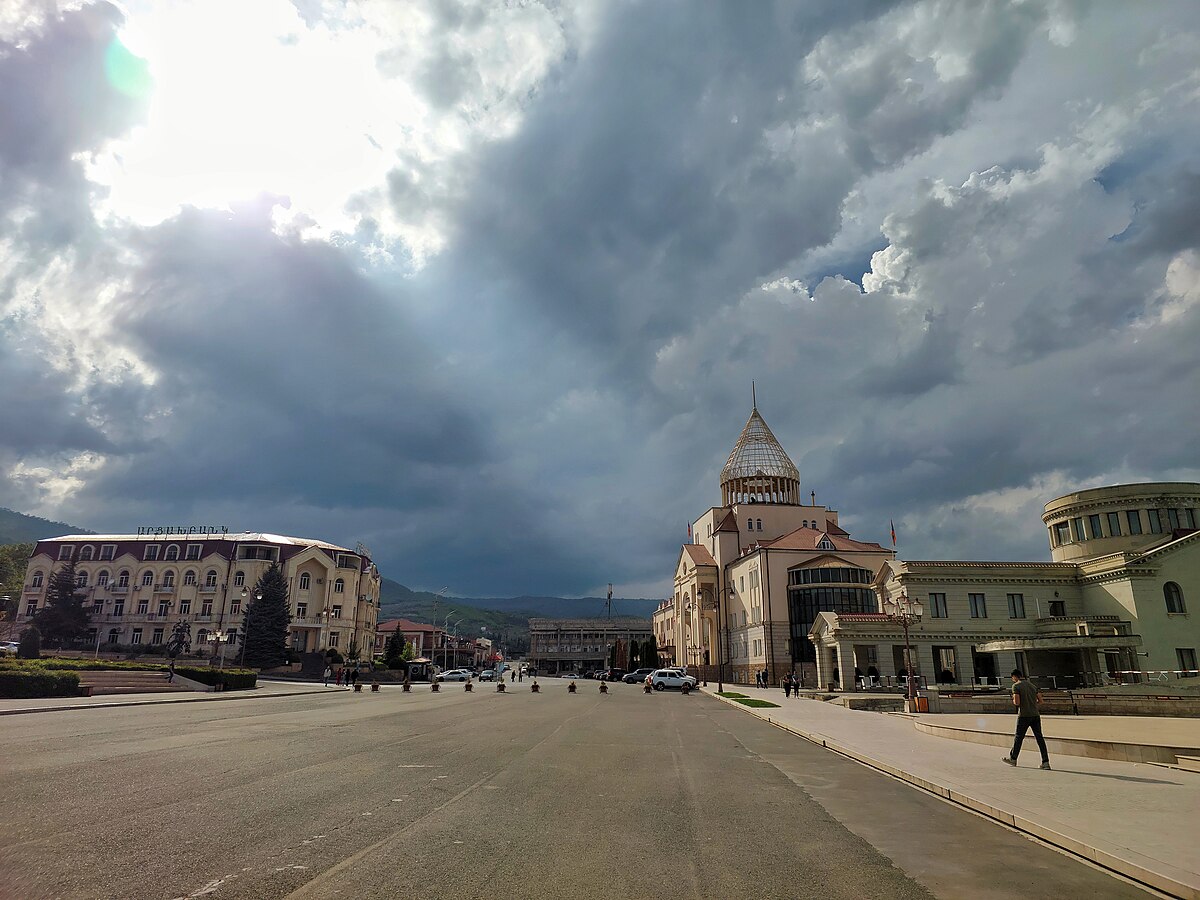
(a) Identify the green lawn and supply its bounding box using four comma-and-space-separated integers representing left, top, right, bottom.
732, 698, 780, 708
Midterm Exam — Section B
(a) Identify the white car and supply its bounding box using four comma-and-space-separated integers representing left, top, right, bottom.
0, 641, 19, 656
650, 669, 697, 691
435, 669, 472, 682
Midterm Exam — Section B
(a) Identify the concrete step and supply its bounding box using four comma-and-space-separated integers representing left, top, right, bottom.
1175, 755, 1200, 772
77, 670, 195, 695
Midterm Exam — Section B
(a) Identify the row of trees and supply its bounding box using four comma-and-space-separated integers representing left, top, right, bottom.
17, 559, 295, 669
610, 636, 660, 670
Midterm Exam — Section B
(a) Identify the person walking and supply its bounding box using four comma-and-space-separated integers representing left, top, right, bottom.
762, 668, 769, 690
1002, 669, 1051, 769
792, 672, 801, 697
755, 670, 762, 689
350, 666, 360, 688
783, 675, 792, 699
323, 664, 332, 687
510, 668, 516, 683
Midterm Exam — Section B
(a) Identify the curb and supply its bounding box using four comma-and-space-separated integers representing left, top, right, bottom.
704, 690, 1196, 900
0, 686, 340, 716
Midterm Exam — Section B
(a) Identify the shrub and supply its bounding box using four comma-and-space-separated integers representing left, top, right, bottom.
17, 626, 41, 659
0, 669, 80, 698
174, 666, 257, 691
0, 658, 166, 673
325, 649, 344, 664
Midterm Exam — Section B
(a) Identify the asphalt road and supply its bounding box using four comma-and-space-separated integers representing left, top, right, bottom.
0, 683, 1149, 900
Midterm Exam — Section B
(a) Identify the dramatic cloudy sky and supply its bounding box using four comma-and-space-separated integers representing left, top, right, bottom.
2, 1, 1199, 599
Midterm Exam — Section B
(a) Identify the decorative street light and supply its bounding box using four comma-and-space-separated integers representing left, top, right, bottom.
210, 628, 227, 670
883, 593, 923, 703
699, 587, 724, 692
238, 587, 263, 667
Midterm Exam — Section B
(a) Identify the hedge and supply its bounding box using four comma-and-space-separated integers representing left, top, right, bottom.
0, 658, 167, 673
174, 667, 257, 691
0, 669, 81, 698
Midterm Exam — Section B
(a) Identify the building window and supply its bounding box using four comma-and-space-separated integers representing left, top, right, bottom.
100, 545, 115, 560
31, 571, 44, 588
137, 599, 149, 614
1052, 522, 1070, 545
299, 572, 311, 591
157, 602, 169, 616
756, 519, 762, 531
929, 593, 948, 618
1178, 648, 1197, 676
184, 570, 196, 585
332, 605, 342, 619
117, 571, 130, 587
165, 545, 180, 561
329, 632, 339, 648
817, 539, 835, 550
180, 600, 190, 614
113, 601, 124, 616
205, 570, 218, 588
234, 570, 245, 587
58, 545, 73, 560
141, 571, 153, 586
79, 545, 94, 561
151, 628, 164, 645
92, 598, 103, 613
76, 571, 88, 587
1126, 510, 1142, 535
230, 600, 241, 614
1148, 509, 1163, 533
200, 601, 212, 616
144, 545, 160, 560
969, 593, 987, 618
1165, 582, 1186, 614
1007, 594, 1025, 618
108, 629, 119, 644
297, 602, 308, 618
1106, 512, 1122, 537
197, 629, 208, 644
1167, 508, 1181, 531
131, 628, 143, 645
746, 519, 753, 531
25, 602, 37, 616
334, 578, 344, 594
1184, 508, 1196, 529
1048, 600, 1066, 617
1088, 514, 1103, 539
162, 570, 175, 587
1071, 517, 1085, 541
186, 544, 202, 560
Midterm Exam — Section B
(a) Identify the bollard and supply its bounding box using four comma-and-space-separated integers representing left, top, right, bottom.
568, 681, 577, 693
354, 683, 363, 693
431, 682, 440, 693
531, 682, 540, 693
371, 682, 380, 692
465, 681, 473, 692
497, 682, 506, 693
402, 681, 412, 693
680, 682, 691, 695
643, 682, 652, 694
599, 682, 608, 694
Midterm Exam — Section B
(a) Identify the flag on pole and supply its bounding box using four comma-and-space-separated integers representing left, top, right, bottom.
687, 522, 692, 543
890, 519, 897, 547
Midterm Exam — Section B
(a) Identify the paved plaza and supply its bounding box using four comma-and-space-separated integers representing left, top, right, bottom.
0, 681, 1175, 900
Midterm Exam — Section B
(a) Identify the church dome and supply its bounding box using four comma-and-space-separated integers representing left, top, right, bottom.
720, 406, 800, 505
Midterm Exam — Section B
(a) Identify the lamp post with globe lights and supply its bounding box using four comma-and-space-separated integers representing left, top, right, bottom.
238, 586, 263, 667
883, 593, 923, 702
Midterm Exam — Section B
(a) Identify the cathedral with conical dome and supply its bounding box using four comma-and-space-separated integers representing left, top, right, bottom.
654, 401, 893, 687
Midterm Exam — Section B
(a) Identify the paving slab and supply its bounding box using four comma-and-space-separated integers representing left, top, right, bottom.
704, 685, 1200, 899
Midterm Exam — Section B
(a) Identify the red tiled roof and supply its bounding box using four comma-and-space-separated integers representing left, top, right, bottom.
759, 525, 887, 553
683, 544, 717, 566
714, 510, 739, 532
377, 618, 439, 633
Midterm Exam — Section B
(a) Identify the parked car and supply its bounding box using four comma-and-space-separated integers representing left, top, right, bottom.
558, 671, 580, 678
435, 669, 472, 682
0, 641, 19, 656
598, 668, 626, 682
650, 669, 697, 691
478, 669, 496, 681
622, 668, 656, 684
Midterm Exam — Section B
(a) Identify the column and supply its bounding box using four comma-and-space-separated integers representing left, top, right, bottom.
835, 641, 854, 690
814, 642, 827, 691
955, 643, 975, 686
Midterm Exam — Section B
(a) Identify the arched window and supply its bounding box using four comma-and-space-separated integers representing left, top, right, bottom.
299, 573, 311, 590
1165, 582, 1187, 614
234, 570, 245, 587
117, 570, 130, 587
205, 570, 218, 588
79, 545, 95, 561
165, 545, 180, 561
31, 571, 44, 588
162, 570, 175, 587
183, 570, 197, 585
141, 570, 154, 586
76, 570, 89, 587
746, 519, 753, 531
97, 570, 110, 586
756, 519, 763, 531
334, 578, 345, 594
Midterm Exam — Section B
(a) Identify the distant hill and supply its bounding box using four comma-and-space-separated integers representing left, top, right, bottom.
376, 578, 660, 656
0, 508, 92, 545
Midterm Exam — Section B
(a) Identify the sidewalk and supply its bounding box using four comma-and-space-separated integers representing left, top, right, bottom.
0, 678, 338, 716
704, 685, 1200, 899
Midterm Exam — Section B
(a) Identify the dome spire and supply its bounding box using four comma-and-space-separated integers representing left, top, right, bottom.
720, 399, 800, 506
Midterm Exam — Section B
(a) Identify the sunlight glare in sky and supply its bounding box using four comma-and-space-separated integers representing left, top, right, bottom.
86, 0, 421, 234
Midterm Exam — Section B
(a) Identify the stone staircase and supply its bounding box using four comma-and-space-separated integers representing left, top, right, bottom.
78, 670, 197, 696
1175, 755, 1200, 773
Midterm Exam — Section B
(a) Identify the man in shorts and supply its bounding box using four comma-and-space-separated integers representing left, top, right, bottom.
1002, 669, 1050, 770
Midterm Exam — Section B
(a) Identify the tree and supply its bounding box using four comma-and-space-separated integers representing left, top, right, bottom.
643, 637, 658, 668
240, 562, 290, 668
628, 639, 640, 670
17, 625, 41, 658
32, 559, 90, 648
346, 641, 361, 662
401, 640, 415, 662
384, 630, 404, 668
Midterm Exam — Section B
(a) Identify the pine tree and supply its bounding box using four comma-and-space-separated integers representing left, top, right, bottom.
32, 560, 91, 648
17, 625, 41, 658
627, 638, 640, 670
241, 563, 290, 668
401, 640, 415, 662
643, 638, 658, 669
384, 630, 404, 668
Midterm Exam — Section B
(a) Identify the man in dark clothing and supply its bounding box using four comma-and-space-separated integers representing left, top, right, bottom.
1002, 669, 1050, 769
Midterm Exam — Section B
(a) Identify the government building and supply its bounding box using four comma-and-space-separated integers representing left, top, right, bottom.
17, 532, 381, 660
656, 404, 1200, 691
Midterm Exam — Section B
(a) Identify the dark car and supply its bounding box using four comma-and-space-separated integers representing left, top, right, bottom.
598, 668, 626, 682
623, 667, 657, 684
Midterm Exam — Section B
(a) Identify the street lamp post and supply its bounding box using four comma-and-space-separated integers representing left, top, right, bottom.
238, 587, 263, 667
699, 587, 724, 692
210, 628, 227, 670
883, 593, 923, 703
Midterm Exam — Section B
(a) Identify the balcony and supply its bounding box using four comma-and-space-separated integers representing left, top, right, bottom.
200, 584, 218, 593
1034, 614, 1126, 636
24, 585, 42, 593
154, 584, 176, 593
110, 584, 129, 593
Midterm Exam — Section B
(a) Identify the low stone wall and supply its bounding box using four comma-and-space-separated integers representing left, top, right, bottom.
928, 690, 1200, 717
